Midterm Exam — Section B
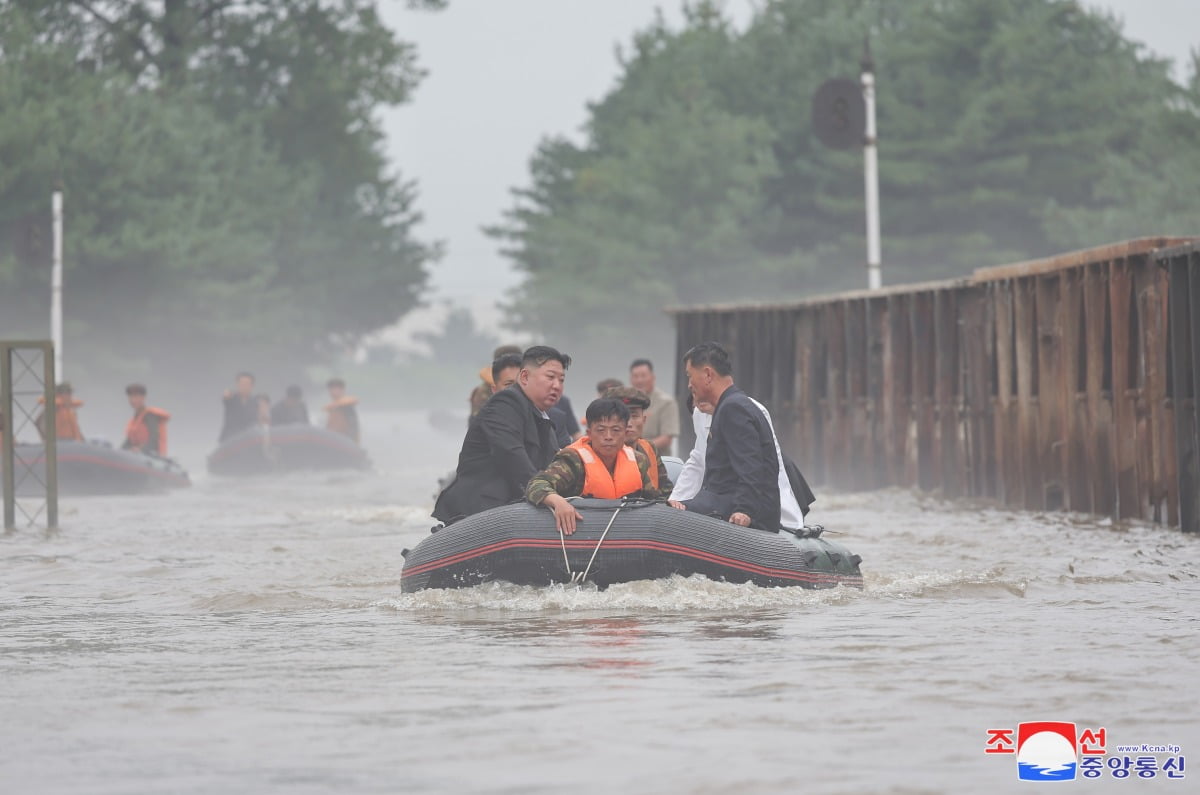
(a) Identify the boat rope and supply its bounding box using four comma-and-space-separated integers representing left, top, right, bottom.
576, 503, 623, 585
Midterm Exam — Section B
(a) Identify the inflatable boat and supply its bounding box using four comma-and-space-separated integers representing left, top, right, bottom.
7, 439, 190, 495
401, 498, 863, 592
207, 423, 370, 476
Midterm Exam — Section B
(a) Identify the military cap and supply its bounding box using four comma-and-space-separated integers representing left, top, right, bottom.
603, 385, 651, 409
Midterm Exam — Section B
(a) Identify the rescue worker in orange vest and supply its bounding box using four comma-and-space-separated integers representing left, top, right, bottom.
469, 344, 524, 419
122, 383, 170, 457
324, 378, 360, 443
525, 398, 661, 534
604, 385, 674, 494
36, 382, 84, 441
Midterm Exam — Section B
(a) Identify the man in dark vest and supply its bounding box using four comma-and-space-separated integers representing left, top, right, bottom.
434, 346, 571, 523
667, 341, 781, 531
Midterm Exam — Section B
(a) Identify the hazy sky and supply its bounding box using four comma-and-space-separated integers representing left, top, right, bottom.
379, 0, 1197, 336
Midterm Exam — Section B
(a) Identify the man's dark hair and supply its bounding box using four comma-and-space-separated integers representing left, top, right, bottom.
125, 383, 147, 396
236, 371, 255, 382
55, 382, 73, 395
326, 377, 345, 389
630, 358, 653, 372
683, 342, 733, 376
585, 398, 630, 426
522, 345, 571, 371
596, 377, 623, 394
491, 353, 523, 384
286, 385, 303, 399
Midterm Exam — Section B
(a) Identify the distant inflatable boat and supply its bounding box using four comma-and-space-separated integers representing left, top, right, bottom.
401, 498, 863, 592
6, 439, 190, 495
206, 424, 370, 476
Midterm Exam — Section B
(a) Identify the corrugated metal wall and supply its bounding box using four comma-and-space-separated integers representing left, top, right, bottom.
671, 237, 1200, 531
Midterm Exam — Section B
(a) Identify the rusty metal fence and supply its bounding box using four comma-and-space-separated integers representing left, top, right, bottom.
671, 237, 1200, 532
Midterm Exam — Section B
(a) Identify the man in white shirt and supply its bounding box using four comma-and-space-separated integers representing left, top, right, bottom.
669, 395, 808, 530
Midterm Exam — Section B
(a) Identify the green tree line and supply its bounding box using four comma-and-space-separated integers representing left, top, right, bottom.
0, 1, 443, 388
492, 0, 1200, 368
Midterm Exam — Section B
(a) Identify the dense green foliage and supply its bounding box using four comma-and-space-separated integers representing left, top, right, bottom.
0, 1, 440, 387
493, 0, 1200, 361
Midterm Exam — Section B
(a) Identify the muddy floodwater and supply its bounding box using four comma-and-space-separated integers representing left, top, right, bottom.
2, 411, 1198, 794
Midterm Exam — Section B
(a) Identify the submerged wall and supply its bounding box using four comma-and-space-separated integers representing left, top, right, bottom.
670, 237, 1200, 532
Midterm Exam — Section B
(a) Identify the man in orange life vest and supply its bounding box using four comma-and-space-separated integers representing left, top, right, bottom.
324, 378, 360, 443
36, 382, 85, 441
603, 385, 674, 495
122, 384, 170, 456
525, 398, 660, 534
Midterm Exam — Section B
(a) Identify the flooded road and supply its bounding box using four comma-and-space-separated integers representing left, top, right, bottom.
2, 411, 1198, 793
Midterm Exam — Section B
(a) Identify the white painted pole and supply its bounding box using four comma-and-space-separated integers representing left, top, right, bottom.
862, 42, 882, 290
51, 189, 63, 382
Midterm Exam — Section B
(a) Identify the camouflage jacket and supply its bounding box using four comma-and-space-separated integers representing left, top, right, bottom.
634, 438, 674, 494
526, 444, 663, 505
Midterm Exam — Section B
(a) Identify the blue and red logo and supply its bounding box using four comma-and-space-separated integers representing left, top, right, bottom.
1016, 722, 1079, 781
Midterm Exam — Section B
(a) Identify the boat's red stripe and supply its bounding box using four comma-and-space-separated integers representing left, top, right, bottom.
209, 432, 361, 462
19, 453, 188, 483
401, 537, 860, 585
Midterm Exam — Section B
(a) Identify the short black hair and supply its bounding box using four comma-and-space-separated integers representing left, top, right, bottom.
125, 383, 147, 396
683, 342, 732, 376
492, 353, 523, 384
236, 371, 255, 382
286, 385, 303, 399
55, 382, 73, 394
326, 377, 345, 389
522, 345, 571, 371
585, 398, 630, 426
630, 358, 653, 372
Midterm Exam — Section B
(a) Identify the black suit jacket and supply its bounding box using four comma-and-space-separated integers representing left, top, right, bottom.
433, 384, 558, 522
697, 385, 781, 530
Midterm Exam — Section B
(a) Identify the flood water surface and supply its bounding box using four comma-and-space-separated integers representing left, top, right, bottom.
2, 412, 1198, 793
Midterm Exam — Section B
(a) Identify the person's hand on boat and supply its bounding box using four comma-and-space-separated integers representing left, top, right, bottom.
667, 500, 687, 510
729, 512, 751, 527
545, 494, 584, 534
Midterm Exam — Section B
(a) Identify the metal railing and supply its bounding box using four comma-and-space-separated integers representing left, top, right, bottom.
1, 340, 58, 531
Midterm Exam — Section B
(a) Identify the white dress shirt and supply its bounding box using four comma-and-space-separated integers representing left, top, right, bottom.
668, 400, 807, 529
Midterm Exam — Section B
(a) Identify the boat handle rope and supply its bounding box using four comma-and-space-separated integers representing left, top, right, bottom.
558, 498, 624, 585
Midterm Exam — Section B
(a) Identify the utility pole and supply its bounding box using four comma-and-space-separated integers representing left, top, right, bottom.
862, 37, 882, 290
51, 187, 64, 382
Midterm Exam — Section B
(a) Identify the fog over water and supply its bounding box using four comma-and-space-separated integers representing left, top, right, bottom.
3, 410, 1197, 793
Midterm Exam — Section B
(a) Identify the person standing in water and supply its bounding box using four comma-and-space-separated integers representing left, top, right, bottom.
219, 372, 258, 441
122, 384, 171, 457
324, 378, 360, 443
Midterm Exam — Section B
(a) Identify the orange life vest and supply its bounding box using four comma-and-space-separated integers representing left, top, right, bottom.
634, 437, 660, 490
126, 406, 170, 456
568, 437, 643, 499
325, 396, 359, 441
38, 396, 84, 440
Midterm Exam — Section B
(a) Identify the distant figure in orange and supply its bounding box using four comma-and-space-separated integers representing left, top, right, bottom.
325, 378, 360, 443
122, 384, 171, 457
36, 382, 84, 441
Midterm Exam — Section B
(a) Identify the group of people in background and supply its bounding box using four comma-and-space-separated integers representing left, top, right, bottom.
436, 341, 813, 536
218, 373, 360, 444
25, 381, 172, 457
11, 373, 362, 461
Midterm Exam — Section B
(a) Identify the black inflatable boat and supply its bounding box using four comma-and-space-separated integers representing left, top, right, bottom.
8, 439, 190, 495
207, 423, 370, 476
401, 498, 863, 592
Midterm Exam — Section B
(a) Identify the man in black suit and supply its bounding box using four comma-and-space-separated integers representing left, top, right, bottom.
433, 346, 571, 523
667, 342, 781, 531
